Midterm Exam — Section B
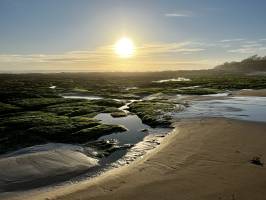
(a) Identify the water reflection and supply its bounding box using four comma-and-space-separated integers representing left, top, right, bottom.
174, 96, 266, 122
62, 95, 102, 100
94, 112, 170, 166
95, 113, 149, 145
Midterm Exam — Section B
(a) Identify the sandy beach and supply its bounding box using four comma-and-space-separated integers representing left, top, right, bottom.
4, 117, 266, 200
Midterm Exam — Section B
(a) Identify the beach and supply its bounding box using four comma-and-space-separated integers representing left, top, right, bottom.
4, 117, 266, 200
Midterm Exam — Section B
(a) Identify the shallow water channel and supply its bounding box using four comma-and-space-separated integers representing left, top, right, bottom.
63, 96, 170, 171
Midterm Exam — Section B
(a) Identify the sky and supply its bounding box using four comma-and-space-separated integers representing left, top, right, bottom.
0, 0, 266, 72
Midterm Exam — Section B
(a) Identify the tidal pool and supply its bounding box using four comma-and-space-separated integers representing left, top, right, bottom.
62, 95, 102, 100
94, 111, 170, 166
174, 96, 266, 122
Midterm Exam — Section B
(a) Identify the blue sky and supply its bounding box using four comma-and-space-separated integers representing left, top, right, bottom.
0, 0, 266, 71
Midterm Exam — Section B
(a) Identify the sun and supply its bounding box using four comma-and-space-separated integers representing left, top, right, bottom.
114, 37, 135, 58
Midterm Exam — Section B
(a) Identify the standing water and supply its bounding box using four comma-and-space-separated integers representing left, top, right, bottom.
174, 96, 266, 122
94, 100, 171, 167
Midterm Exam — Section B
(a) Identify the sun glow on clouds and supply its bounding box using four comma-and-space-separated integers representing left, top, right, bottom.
2, 38, 266, 72
0, 41, 213, 71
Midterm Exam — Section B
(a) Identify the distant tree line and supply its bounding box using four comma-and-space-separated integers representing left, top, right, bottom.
215, 55, 266, 73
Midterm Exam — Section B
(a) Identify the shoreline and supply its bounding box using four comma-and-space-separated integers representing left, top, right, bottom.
4, 117, 266, 200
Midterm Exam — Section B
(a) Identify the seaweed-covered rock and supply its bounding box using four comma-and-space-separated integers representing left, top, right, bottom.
84, 139, 133, 158
128, 100, 177, 127
10, 98, 80, 109
0, 110, 127, 154
111, 111, 127, 118
0, 102, 22, 114
250, 156, 264, 166
175, 88, 221, 95
72, 124, 128, 142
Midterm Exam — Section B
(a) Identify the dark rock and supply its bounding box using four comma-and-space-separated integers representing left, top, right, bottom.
250, 156, 264, 166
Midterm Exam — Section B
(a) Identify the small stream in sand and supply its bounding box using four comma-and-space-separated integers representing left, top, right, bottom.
87, 98, 170, 170
94, 112, 170, 168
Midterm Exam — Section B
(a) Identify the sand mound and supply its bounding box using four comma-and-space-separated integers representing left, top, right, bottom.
0, 143, 99, 192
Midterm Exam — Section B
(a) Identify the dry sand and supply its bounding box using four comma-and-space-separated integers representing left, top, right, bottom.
4, 117, 266, 200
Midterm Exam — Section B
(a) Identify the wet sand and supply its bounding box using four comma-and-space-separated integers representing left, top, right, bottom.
232, 89, 266, 97
5, 117, 266, 200
0, 144, 99, 193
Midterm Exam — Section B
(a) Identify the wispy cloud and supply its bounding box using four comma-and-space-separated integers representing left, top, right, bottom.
228, 48, 254, 54
225, 39, 266, 54
242, 43, 262, 48
138, 42, 204, 56
165, 11, 192, 18
228, 46, 266, 54
219, 38, 245, 43
165, 13, 189, 17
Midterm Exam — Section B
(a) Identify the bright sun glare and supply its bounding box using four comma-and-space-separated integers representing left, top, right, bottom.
115, 37, 135, 58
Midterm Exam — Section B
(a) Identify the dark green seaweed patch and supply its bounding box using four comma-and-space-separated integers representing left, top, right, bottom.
128, 100, 176, 127
0, 98, 126, 154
